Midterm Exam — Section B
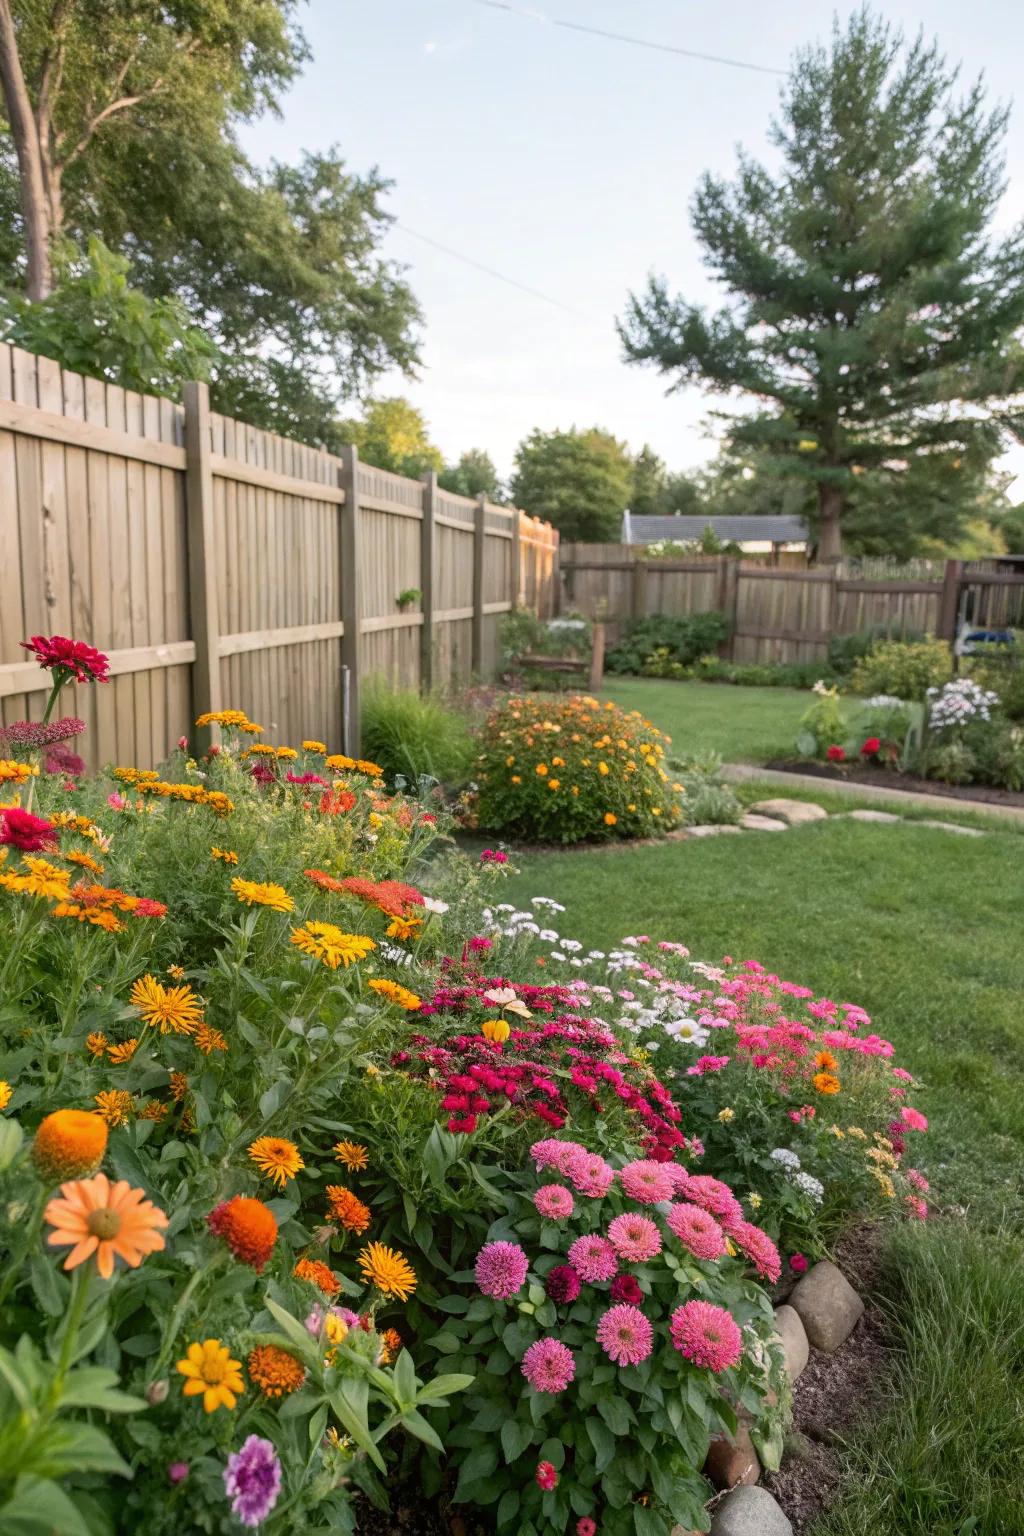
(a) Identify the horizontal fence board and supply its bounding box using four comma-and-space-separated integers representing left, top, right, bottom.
0, 396, 186, 469
210, 455, 343, 504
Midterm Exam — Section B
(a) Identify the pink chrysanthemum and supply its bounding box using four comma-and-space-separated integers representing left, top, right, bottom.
606, 1212, 662, 1263
670, 1300, 742, 1373
531, 1138, 588, 1175
666, 1202, 727, 1261
475, 1240, 529, 1299
567, 1234, 618, 1284
567, 1152, 616, 1198
618, 1159, 675, 1204
521, 1337, 576, 1393
907, 1169, 929, 1192
534, 1184, 575, 1220
728, 1220, 781, 1283
900, 1106, 928, 1132
674, 1172, 744, 1227
536, 1460, 558, 1490
595, 1303, 653, 1366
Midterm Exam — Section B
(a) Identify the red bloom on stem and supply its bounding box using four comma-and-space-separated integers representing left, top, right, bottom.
535, 1461, 558, 1491
0, 806, 58, 851
860, 737, 881, 756
826, 745, 845, 762
789, 1252, 809, 1275
21, 635, 109, 684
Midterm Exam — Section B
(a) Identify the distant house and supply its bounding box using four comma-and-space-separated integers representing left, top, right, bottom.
621, 512, 809, 556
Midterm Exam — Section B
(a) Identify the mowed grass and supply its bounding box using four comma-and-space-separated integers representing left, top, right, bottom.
600, 676, 810, 761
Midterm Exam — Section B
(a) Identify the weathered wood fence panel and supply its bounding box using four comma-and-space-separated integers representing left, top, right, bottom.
0, 345, 558, 768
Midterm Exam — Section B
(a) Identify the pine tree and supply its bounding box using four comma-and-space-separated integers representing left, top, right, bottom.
619, 8, 1024, 559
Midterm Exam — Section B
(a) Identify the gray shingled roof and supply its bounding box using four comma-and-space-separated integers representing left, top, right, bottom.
625, 514, 809, 544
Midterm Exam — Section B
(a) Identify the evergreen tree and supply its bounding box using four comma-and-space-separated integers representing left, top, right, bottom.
619, 8, 1024, 560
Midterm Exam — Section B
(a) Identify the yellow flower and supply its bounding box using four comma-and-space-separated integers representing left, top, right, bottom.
603, 812, 617, 826
130, 974, 203, 1036
830, 1124, 846, 1139
846, 1126, 867, 1141
481, 1018, 511, 1043
548, 779, 560, 791
86, 1032, 109, 1058
511, 775, 521, 784
725, 1236, 737, 1257
506, 755, 516, 766
194, 1022, 228, 1054
10, 857, 71, 899
357, 1241, 417, 1302
746, 1192, 762, 1210
717, 1107, 734, 1123
333, 1140, 369, 1171
535, 763, 548, 776
211, 847, 239, 865
385, 915, 422, 941
276, 746, 298, 760
248, 1344, 305, 1398
0, 759, 37, 785
291, 922, 375, 969
231, 877, 293, 913
177, 1339, 245, 1413
167, 964, 186, 980
303, 740, 327, 753
368, 977, 421, 1010
107, 1039, 139, 1065
248, 1136, 304, 1188
67, 850, 104, 875
0, 1081, 11, 1111
813, 1071, 841, 1095
94, 1089, 134, 1127
598, 762, 609, 776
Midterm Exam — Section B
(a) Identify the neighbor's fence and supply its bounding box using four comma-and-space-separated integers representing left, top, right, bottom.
559, 544, 1021, 664
0, 344, 559, 769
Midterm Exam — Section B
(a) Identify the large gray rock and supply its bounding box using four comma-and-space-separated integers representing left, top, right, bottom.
740, 813, 789, 832
913, 819, 984, 837
842, 808, 902, 823
748, 797, 828, 825
772, 1304, 809, 1382
710, 1485, 793, 1536
789, 1260, 864, 1352
687, 823, 743, 837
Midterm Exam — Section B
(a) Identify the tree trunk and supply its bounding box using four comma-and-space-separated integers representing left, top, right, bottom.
817, 481, 844, 564
0, 0, 52, 299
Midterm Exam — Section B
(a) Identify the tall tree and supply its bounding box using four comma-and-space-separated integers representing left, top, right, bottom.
439, 448, 504, 502
619, 8, 1024, 560
510, 427, 632, 542
629, 444, 667, 518
333, 397, 443, 480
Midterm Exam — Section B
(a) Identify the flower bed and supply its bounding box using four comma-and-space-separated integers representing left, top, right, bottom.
0, 634, 930, 1535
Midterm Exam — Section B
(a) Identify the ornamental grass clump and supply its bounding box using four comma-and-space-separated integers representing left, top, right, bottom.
468, 693, 684, 844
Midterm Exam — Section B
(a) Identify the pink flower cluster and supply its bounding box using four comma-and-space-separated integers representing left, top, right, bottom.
522, 1337, 575, 1393
670, 1300, 742, 1373
596, 1303, 653, 1366
475, 1241, 529, 1299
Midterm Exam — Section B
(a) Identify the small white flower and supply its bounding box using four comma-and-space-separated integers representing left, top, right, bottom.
562, 939, 583, 953
421, 896, 449, 914
793, 1171, 824, 1203
587, 950, 606, 960
550, 951, 566, 962
664, 1018, 709, 1046
539, 928, 559, 943
770, 1148, 802, 1170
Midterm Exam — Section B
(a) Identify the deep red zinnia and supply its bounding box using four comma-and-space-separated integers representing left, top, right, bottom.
0, 806, 58, 851
21, 634, 109, 684
535, 1461, 558, 1491
860, 737, 881, 756
826, 744, 845, 762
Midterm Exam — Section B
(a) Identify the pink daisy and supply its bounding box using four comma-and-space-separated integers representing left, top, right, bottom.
521, 1337, 576, 1394
534, 1184, 575, 1221
595, 1303, 653, 1366
666, 1202, 727, 1261
670, 1300, 742, 1373
606, 1212, 662, 1263
728, 1220, 781, 1283
618, 1159, 675, 1204
530, 1138, 588, 1175
567, 1234, 618, 1284
475, 1240, 529, 1299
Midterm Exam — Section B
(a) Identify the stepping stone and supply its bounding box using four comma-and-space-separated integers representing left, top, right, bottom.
772, 1303, 809, 1382
705, 1420, 760, 1490
912, 819, 984, 837
789, 1260, 864, 1352
749, 797, 828, 825
740, 813, 789, 832
841, 808, 902, 823
686, 824, 743, 837
710, 1485, 793, 1536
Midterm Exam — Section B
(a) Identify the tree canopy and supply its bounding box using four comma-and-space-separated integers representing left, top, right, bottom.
619, 8, 1024, 559
510, 427, 633, 541
333, 397, 443, 480
439, 448, 504, 502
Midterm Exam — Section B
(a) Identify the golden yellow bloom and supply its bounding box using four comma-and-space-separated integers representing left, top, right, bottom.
511, 774, 521, 784
302, 740, 327, 753
291, 922, 375, 970
3, 857, 71, 899
535, 763, 548, 776
866, 1146, 898, 1169
813, 1071, 841, 1096
548, 779, 560, 791
248, 1136, 304, 1188
598, 761, 609, 776
195, 709, 260, 734
138, 1101, 169, 1122
0, 1081, 11, 1111
603, 813, 617, 826
333, 1140, 369, 1171
67, 850, 104, 876
846, 1126, 867, 1141
481, 1018, 511, 1043
107, 1039, 139, 1065
276, 746, 298, 761
194, 1022, 228, 1054
231, 877, 293, 913
167, 964, 186, 980
32, 1109, 108, 1181
211, 847, 239, 865
357, 1241, 417, 1302
248, 1344, 305, 1398
94, 1089, 134, 1127
324, 1312, 348, 1347
385, 915, 421, 941
0, 759, 37, 785
130, 973, 202, 1035
177, 1339, 245, 1413
169, 1072, 189, 1102
872, 1170, 896, 1199
86, 1032, 109, 1058
367, 977, 421, 1011
717, 1107, 734, 1123
830, 1124, 846, 1139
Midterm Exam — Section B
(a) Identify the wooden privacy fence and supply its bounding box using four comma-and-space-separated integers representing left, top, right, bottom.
0, 344, 559, 770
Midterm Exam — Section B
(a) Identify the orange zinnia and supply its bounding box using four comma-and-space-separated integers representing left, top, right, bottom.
248, 1344, 305, 1398
44, 1171, 168, 1279
207, 1196, 278, 1272
32, 1109, 108, 1182
325, 1185, 372, 1234
293, 1257, 341, 1296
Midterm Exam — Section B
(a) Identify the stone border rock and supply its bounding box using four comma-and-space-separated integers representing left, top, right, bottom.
722, 761, 1024, 824
686, 794, 987, 841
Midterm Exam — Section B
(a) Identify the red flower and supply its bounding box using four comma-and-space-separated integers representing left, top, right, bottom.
610, 1273, 643, 1304
535, 1461, 558, 1491
789, 1252, 809, 1275
21, 634, 109, 684
860, 737, 881, 756
0, 807, 58, 851
826, 745, 845, 762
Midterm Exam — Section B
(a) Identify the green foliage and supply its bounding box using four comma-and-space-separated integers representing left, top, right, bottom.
619, 9, 1024, 556
470, 694, 684, 844
0, 238, 219, 395
333, 398, 443, 479
501, 609, 592, 663
606, 613, 729, 677
360, 680, 474, 789
797, 684, 846, 756
850, 638, 953, 701
965, 647, 1024, 721
439, 450, 504, 502
671, 752, 743, 826
684, 656, 827, 690
511, 427, 633, 542
826, 630, 885, 678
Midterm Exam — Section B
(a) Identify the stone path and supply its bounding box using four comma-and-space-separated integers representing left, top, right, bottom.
688, 795, 988, 841
722, 761, 1024, 824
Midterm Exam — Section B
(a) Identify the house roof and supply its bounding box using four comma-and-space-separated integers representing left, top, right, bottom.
624, 513, 809, 545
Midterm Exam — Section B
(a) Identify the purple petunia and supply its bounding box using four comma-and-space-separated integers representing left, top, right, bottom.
223, 1435, 282, 1528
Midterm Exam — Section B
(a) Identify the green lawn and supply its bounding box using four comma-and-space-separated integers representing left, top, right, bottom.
601, 676, 810, 761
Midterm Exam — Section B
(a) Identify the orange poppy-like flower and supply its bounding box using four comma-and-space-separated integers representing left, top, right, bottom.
248, 1136, 304, 1188
176, 1339, 245, 1413
45, 1171, 168, 1279
293, 1257, 341, 1296
248, 1344, 305, 1398
325, 1185, 372, 1234
333, 1140, 369, 1171
813, 1071, 841, 1096
32, 1109, 109, 1182
207, 1196, 278, 1272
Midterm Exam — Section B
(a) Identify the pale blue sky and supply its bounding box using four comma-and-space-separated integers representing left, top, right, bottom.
240, 1, 1024, 486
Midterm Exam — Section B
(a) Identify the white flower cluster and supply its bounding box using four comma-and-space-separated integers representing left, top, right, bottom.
769, 1147, 801, 1170
863, 695, 908, 712
768, 1147, 824, 1203
927, 677, 1000, 730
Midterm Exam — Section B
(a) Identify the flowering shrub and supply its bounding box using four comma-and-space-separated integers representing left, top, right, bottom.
467, 694, 684, 844
926, 677, 1000, 730
850, 636, 952, 701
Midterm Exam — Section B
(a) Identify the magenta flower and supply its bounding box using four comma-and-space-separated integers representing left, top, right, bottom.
595, 1303, 653, 1366
568, 1152, 616, 1198
545, 1264, 581, 1304
536, 1460, 558, 1490
670, 1300, 742, 1373
619, 1159, 675, 1204
521, 1337, 576, 1393
674, 1172, 744, 1227
534, 1184, 575, 1221
666, 1202, 727, 1261
475, 1240, 529, 1299
726, 1221, 781, 1284
567, 1235, 618, 1284
900, 1106, 928, 1132
576, 1520, 597, 1536
167, 1462, 189, 1485
223, 1435, 282, 1528
607, 1212, 661, 1263
789, 1252, 809, 1275
610, 1273, 643, 1304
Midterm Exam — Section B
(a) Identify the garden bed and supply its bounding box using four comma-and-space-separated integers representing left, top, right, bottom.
764, 758, 1024, 809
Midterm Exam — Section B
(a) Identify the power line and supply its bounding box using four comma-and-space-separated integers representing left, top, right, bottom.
470, 0, 786, 77
394, 222, 590, 317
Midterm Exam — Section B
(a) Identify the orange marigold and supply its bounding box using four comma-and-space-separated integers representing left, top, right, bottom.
85, 1032, 109, 1058
248, 1344, 306, 1398
333, 1140, 369, 1171
293, 1257, 341, 1296
31, 1109, 109, 1182
814, 1050, 839, 1072
325, 1185, 372, 1234
813, 1071, 842, 1096
94, 1089, 134, 1127
194, 1023, 228, 1055
367, 978, 421, 1011
207, 1196, 278, 1273
378, 1327, 403, 1365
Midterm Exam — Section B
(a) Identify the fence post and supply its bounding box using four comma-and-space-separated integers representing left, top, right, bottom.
938, 559, 964, 643
472, 493, 486, 674
420, 470, 436, 693
717, 556, 740, 660
510, 505, 522, 611
339, 444, 361, 752
182, 380, 222, 743
631, 555, 648, 619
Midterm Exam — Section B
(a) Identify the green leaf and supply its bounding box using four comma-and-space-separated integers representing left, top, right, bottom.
0, 1477, 93, 1536
427, 1331, 460, 1356
60, 1366, 146, 1414
500, 1417, 535, 1464
633, 1506, 669, 1536
308, 1402, 329, 1446
597, 1394, 632, 1436
585, 1416, 616, 1474
417, 1372, 475, 1402
398, 1407, 444, 1452
328, 1386, 385, 1472
0, 1117, 24, 1171
262, 1298, 320, 1362
31, 1422, 131, 1479
392, 1348, 417, 1408
28, 1255, 64, 1318
455, 1441, 499, 1498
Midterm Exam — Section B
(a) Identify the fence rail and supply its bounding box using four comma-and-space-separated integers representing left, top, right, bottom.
0, 344, 559, 769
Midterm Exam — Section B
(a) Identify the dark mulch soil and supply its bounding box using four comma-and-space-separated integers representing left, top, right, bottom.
766, 757, 1024, 808
762, 1227, 893, 1535
354, 1484, 492, 1536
